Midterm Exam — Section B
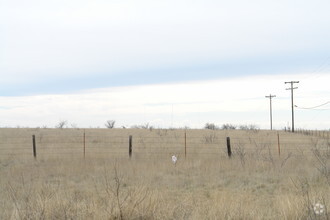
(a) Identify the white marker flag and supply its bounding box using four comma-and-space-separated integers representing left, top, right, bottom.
172, 155, 177, 164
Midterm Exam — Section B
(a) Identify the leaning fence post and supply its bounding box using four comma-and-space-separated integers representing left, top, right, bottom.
226, 137, 232, 158
32, 135, 37, 159
129, 135, 133, 158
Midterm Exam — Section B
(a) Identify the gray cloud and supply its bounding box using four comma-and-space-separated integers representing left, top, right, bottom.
1, 0, 330, 98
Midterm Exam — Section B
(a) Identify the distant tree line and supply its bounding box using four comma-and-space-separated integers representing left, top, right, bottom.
9, 119, 261, 131
204, 123, 259, 131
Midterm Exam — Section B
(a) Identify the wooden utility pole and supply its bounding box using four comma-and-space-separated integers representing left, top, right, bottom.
285, 81, 299, 132
265, 94, 276, 130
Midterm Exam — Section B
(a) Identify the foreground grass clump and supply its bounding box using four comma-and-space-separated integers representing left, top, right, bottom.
0, 156, 329, 219
0, 128, 329, 219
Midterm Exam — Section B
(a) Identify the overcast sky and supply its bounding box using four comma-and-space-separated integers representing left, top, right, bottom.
1, 0, 329, 129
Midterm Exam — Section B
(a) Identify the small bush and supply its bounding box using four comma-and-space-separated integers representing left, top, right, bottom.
204, 123, 218, 130
239, 124, 260, 133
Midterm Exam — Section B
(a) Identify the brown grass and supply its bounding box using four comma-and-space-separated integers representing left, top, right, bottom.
0, 128, 329, 219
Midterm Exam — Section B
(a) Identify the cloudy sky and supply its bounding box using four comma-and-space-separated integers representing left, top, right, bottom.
1, 0, 329, 129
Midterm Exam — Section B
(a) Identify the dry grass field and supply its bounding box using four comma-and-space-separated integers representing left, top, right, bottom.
0, 128, 329, 219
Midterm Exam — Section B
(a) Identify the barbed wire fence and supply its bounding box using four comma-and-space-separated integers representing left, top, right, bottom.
0, 129, 329, 161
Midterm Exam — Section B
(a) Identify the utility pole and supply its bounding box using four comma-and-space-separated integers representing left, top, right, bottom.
285, 81, 299, 132
265, 94, 276, 130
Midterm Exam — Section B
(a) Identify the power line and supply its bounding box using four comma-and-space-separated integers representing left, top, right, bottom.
311, 56, 330, 74
265, 94, 276, 130
285, 81, 299, 132
295, 101, 330, 110
296, 108, 330, 110
300, 56, 330, 81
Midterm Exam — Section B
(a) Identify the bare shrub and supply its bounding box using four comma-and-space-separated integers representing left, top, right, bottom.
140, 123, 149, 129
252, 140, 267, 160
312, 140, 330, 185
55, 120, 67, 129
235, 142, 246, 168
263, 144, 275, 168
204, 133, 217, 144
105, 120, 116, 129
156, 129, 168, 137
71, 123, 78, 128
204, 123, 218, 130
239, 124, 260, 133
291, 178, 329, 219
131, 123, 152, 130
221, 123, 237, 130
280, 152, 293, 168
97, 163, 153, 219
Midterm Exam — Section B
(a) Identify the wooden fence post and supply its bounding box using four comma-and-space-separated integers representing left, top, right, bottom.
32, 135, 37, 159
129, 135, 133, 158
226, 137, 232, 158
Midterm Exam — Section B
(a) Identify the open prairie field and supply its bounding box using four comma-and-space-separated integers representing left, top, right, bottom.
0, 128, 329, 219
